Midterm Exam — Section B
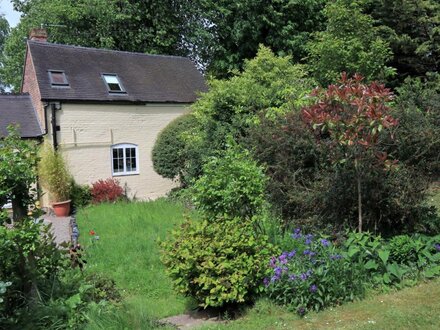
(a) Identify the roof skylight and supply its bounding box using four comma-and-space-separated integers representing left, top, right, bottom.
102, 74, 125, 93
49, 70, 69, 87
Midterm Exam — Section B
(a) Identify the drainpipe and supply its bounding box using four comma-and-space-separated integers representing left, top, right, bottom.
50, 102, 61, 150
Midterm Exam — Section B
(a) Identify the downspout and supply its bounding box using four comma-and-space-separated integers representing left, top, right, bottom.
50, 102, 61, 150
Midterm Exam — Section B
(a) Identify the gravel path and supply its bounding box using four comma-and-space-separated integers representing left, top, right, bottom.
43, 215, 72, 245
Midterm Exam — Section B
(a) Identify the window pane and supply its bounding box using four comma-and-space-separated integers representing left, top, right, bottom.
103, 74, 123, 92
49, 71, 68, 85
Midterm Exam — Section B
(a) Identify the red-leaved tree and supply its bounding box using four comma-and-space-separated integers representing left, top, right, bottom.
302, 73, 399, 232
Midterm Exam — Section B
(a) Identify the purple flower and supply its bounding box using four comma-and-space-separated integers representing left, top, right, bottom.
320, 239, 330, 247
303, 249, 311, 256
263, 278, 270, 286
271, 275, 280, 283
309, 284, 317, 293
291, 228, 302, 240
435, 243, 440, 252
330, 254, 342, 260
279, 253, 288, 264
306, 269, 312, 276
269, 257, 277, 268
305, 234, 314, 245
288, 250, 297, 258
274, 267, 283, 277
297, 306, 306, 316
289, 274, 297, 281
300, 272, 308, 281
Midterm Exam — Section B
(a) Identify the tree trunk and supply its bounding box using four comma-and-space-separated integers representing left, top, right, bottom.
357, 173, 362, 233
12, 194, 27, 223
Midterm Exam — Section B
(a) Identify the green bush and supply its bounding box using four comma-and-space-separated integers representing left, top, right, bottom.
161, 217, 277, 308
152, 113, 198, 186
70, 180, 92, 210
192, 144, 267, 219
265, 229, 367, 315
389, 235, 419, 264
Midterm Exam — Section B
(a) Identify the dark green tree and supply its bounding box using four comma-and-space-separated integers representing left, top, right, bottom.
366, 0, 440, 84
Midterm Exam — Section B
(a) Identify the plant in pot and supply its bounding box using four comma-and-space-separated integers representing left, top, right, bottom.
38, 144, 72, 217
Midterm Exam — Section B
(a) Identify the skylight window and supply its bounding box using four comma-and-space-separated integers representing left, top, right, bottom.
102, 74, 125, 93
49, 70, 69, 87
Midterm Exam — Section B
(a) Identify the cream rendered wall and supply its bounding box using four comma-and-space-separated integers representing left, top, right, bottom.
56, 103, 188, 200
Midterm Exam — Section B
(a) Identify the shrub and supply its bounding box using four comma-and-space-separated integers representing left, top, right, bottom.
388, 235, 419, 264
265, 229, 366, 315
152, 113, 198, 186
161, 217, 277, 308
91, 178, 124, 204
191, 143, 267, 219
70, 180, 92, 210
38, 144, 72, 202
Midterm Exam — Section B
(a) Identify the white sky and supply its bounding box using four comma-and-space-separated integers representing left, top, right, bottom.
0, 0, 21, 28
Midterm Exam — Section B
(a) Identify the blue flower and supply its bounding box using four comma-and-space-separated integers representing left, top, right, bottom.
291, 228, 302, 240
305, 234, 314, 245
288, 250, 297, 258
274, 267, 283, 277
435, 243, 440, 252
320, 239, 330, 247
303, 249, 311, 256
300, 272, 308, 281
263, 278, 270, 286
309, 284, 317, 293
289, 274, 297, 281
297, 306, 306, 316
271, 275, 280, 283
279, 253, 288, 264
269, 257, 277, 268
330, 254, 342, 260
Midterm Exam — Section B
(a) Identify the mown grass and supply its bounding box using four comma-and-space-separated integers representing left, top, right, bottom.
202, 278, 440, 330
76, 199, 191, 329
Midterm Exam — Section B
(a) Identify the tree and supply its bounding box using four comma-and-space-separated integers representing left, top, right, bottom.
302, 73, 398, 232
366, 0, 440, 84
306, 0, 395, 86
0, 15, 10, 91
184, 0, 328, 76
0, 125, 39, 222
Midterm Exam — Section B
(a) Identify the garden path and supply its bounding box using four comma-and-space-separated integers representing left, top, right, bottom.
43, 215, 71, 245
160, 310, 224, 329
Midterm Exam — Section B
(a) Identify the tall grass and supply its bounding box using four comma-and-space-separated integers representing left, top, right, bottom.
76, 199, 191, 328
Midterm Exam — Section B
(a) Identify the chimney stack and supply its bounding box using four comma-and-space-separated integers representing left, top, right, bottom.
29, 28, 47, 42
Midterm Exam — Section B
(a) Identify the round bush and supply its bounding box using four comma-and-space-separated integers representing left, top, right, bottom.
152, 113, 197, 183
161, 218, 277, 308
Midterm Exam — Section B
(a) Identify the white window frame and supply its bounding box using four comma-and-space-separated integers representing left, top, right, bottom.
111, 143, 139, 176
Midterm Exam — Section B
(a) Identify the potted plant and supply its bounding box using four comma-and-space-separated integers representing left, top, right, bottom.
38, 144, 72, 217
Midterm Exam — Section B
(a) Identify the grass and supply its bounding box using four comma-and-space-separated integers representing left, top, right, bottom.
76, 199, 191, 329
201, 279, 440, 329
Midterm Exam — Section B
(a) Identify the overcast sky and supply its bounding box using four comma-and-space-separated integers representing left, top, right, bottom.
0, 0, 21, 28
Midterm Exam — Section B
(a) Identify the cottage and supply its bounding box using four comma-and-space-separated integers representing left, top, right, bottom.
21, 28, 206, 204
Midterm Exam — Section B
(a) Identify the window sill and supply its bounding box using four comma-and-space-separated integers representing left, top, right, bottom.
112, 172, 139, 177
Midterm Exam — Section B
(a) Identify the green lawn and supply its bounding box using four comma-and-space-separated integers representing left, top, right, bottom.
76, 199, 190, 329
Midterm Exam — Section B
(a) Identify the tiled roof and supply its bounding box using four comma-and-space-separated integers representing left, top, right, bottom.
28, 41, 207, 103
0, 94, 42, 138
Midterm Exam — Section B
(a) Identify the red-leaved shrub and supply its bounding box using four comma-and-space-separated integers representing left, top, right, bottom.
91, 178, 124, 204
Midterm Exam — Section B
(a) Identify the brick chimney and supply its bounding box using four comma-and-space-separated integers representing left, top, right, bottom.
29, 28, 47, 42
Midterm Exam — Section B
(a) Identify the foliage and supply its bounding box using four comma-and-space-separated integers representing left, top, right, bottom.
152, 113, 198, 186
302, 73, 398, 232
392, 74, 440, 178
38, 144, 72, 202
0, 125, 39, 221
266, 229, 366, 315
343, 231, 440, 287
69, 180, 92, 210
185, 46, 315, 184
90, 178, 124, 204
161, 217, 277, 308
192, 144, 267, 219
366, 0, 440, 85
306, 0, 395, 86
245, 111, 326, 227
185, 0, 328, 76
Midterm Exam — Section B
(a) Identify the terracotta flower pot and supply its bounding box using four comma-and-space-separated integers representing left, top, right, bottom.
52, 200, 71, 217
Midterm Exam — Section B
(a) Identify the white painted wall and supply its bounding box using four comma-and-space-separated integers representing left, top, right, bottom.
55, 103, 188, 200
